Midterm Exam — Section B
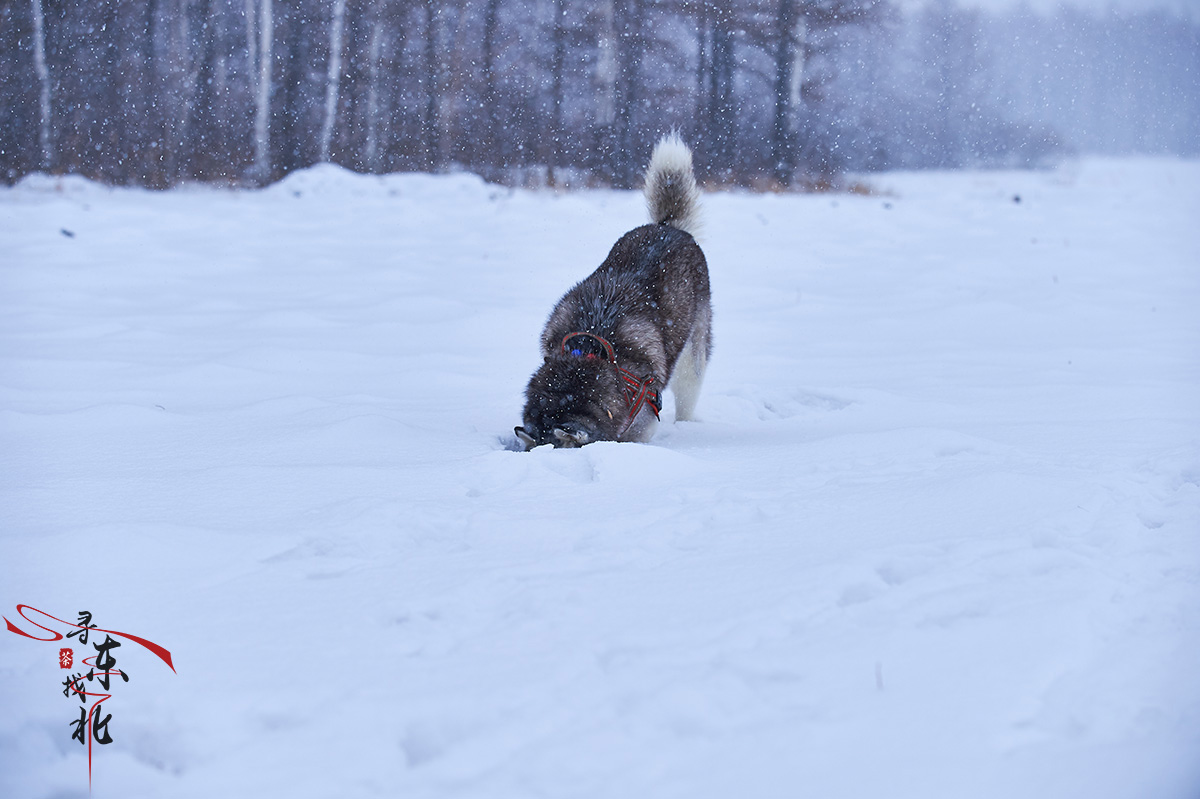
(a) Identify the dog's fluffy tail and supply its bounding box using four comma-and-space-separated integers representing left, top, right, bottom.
644, 132, 701, 237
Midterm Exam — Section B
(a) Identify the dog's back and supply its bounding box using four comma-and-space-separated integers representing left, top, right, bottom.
516, 134, 711, 449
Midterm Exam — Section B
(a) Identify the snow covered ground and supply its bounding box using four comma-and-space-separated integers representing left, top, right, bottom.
1, 158, 1197, 799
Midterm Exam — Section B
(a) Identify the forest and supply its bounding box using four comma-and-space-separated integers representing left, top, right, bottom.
2, 0, 1198, 189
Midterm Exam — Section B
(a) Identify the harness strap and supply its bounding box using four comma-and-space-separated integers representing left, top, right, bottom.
618, 367, 661, 423
561, 331, 662, 429
561, 331, 616, 363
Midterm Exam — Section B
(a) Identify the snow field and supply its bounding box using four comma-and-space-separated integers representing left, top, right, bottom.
1, 159, 1198, 798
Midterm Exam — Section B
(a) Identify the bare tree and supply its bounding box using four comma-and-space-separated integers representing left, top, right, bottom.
706, 4, 737, 178
253, 0, 274, 183
16, 0, 1181, 188
29, 0, 52, 171
184, 0, 221, 178
420, 0, 440, 170
363, 0, 387, 173
770, 0, 804, 184
611, 0, 645, 188
480, 0, 503, 171
320, 0, 349, 163
548, 0, 567, 184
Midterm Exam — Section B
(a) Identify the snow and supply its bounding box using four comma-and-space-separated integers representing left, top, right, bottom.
2, 159, 1198, 798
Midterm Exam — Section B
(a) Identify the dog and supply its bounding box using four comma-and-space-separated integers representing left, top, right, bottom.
515, 133, 711, 449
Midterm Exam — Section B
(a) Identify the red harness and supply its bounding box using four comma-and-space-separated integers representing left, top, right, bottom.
560, 332, 662, 433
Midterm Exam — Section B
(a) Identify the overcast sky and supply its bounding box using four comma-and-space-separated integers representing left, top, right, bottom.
933, 0, 1200, 16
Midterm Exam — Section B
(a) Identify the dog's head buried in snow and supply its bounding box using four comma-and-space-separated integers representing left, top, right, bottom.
515, 133, 711, 450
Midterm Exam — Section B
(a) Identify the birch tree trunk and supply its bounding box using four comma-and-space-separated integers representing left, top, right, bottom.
319, 0, 349, 164
364, 3, 385, 174
30, 0, 52, 171
696, 0, 709, 132
244, 0, 259, 177
253, 0, 273, 182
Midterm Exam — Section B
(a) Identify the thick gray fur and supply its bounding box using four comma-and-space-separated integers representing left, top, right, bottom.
516, 133, 711, 449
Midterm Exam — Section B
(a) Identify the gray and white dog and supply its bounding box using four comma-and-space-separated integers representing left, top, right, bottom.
515, 133, 711, 449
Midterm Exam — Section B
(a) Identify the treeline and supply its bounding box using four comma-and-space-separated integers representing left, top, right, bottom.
1, 0, 1197, 189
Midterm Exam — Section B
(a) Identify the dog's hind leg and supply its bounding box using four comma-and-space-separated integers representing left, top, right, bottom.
670, 326, 708, 422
